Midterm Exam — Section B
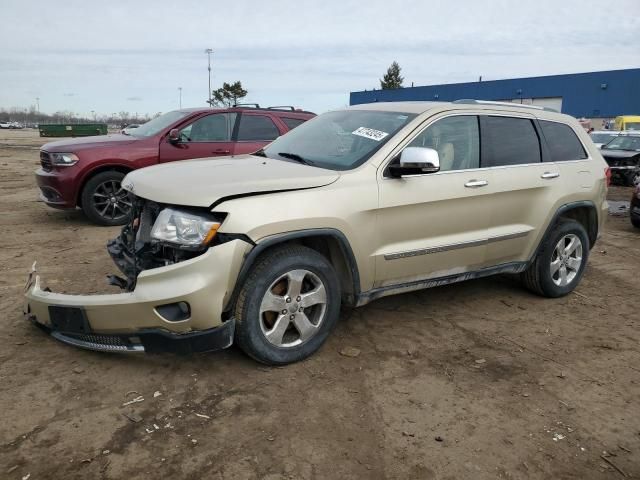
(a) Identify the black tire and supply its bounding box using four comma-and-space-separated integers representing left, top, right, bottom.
521, 219, 589, 298
80, 170, 132, 226
626, 170, 640, 187
632, 216, 640, 229
234, 245, 341, 365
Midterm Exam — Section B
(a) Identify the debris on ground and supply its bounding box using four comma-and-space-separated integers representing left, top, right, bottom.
475, 359, 486, 364
153, 391, 162, 398
607, 201, 630, 216
72, 367, 84, 374
122, 396, 144, 406
195, 413, 210, 419
339, 347, 361, 358
122, 412, 142, 423
435, 436, 444, 442
401, 431, 415, 437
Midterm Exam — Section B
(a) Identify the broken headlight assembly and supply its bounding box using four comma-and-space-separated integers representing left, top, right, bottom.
150, 208, 220, 248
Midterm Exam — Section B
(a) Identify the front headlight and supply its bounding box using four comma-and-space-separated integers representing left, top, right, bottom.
150, 208, 220, 247
50, 152, 79, 166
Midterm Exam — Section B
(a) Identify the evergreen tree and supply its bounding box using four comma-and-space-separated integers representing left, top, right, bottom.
380, 61, 404, 90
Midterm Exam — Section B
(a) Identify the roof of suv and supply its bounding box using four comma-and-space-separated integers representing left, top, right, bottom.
347, 100, 569, 120
176, 106, 315, 116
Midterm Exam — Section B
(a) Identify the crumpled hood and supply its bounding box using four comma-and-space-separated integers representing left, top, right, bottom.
42, 134, 138, 152
122, 155, 340, 208
601, 149, 640, 160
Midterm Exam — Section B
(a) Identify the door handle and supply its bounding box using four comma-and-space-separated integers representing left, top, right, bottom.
464, 179, 488, 188
213, 149, 230, 154
541, 172, 560, 179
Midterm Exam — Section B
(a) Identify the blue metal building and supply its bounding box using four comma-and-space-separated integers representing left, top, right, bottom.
349, 68, 640, 119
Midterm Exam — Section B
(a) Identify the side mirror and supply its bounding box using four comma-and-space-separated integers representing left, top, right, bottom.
168, 128, 181, 143
388, 147, 440, 177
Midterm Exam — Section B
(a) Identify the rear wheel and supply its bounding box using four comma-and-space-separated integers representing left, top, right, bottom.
80, 171, 132, 226
625, 170, 640, 187
234, 245, 341, 365
632, 216, 640, 229
521, 220, 589, 297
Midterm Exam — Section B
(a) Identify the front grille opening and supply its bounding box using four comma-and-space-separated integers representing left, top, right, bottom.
40, 151, 52, 171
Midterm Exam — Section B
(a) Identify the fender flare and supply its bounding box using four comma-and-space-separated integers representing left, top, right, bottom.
530, 200, 599, 262
223, 228, 361, 311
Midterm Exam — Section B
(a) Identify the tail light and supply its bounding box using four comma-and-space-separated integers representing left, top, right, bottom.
605, 167, 612, 187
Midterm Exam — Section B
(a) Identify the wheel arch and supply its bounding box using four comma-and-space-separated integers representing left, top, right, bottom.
76, 164, 133, 207
533, 201, 599, 260
224, 229, 361, 315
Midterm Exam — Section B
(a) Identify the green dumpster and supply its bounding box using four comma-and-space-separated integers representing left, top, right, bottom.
39, 123, 108, 138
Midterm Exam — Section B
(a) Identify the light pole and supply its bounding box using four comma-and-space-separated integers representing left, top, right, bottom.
178, 87, 182, 108
205, 48, 213, 106
91, 110, 96, 121
35, 97, 40, 114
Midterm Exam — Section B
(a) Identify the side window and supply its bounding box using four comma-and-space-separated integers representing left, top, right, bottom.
540, 120, 587, 161
281, 117, 306, 130
237, 115, 280, 141
481, 116, 541, 167
407, 115, 479, 171
180, 113, 235, 142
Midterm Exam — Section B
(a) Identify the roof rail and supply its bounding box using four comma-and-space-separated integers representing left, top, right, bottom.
453, 99, 559, 113
267, 106, 296, 111
233, 103, 260, 108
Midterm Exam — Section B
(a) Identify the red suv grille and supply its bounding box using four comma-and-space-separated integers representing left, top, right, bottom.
40, 151, 52, 171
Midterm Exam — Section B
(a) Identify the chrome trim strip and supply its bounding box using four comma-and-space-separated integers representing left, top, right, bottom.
51, 331, 145, 353
384, 230, 531, 260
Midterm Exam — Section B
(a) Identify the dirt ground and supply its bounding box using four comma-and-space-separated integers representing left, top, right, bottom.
0, 129, 638, 480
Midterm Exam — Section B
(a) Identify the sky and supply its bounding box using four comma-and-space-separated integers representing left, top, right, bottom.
1, 0, 639, 117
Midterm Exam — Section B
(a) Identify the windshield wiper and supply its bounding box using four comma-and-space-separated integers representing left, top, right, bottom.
277, 152, 315, 166
253, 148, 267, 157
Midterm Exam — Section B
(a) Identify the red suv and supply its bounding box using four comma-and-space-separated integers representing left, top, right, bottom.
36, 106, 315, 225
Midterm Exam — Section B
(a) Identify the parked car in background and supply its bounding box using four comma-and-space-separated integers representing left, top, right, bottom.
600, 132, 640, 186
614, 115, 640, 131
121, 123, 141, 134
25, 100, 609, 363
589, 130, 622, 148
36, 105, 315, 225
0, 121, 11, 129
631, 184, 640, 229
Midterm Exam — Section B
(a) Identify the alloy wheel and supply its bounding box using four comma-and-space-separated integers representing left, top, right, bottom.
259, 269, 327, 348
550, 233, 583, 287
92, 180, 131, 221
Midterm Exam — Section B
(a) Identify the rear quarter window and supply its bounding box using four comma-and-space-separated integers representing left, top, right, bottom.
281, 117, 307, 130
540, 120, 588, 161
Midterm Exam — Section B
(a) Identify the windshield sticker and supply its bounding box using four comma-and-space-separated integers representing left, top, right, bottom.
352, 127, 389, 141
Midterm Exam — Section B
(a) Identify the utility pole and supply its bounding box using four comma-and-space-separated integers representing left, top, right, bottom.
205, 48, 213, 106
91, 110, 96, 121
35, 97, 40, 114
178, 87, 182, 108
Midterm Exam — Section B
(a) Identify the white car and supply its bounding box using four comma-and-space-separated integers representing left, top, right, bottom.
589, 130, 622, 149
0, 121, 11, 129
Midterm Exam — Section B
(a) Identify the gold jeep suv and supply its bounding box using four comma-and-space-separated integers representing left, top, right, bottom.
25, 100, 609, 364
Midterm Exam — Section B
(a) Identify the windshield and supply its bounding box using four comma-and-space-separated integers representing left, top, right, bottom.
128, 111, 190, 137
603, 135, 640, 151
262, 110, 416, 170
590, 133, 617, 144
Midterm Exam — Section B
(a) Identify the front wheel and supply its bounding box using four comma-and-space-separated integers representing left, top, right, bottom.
80, 170, 132, 226
521, 220, 589, 298
234, 245, 341, 365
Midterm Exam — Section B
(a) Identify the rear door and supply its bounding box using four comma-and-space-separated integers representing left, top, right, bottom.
234, 113, 282, 155
481, 114, 566, 266
158, 112, 237, 162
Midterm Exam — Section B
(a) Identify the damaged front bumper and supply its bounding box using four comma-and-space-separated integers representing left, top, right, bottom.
24, 238, 251, 354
